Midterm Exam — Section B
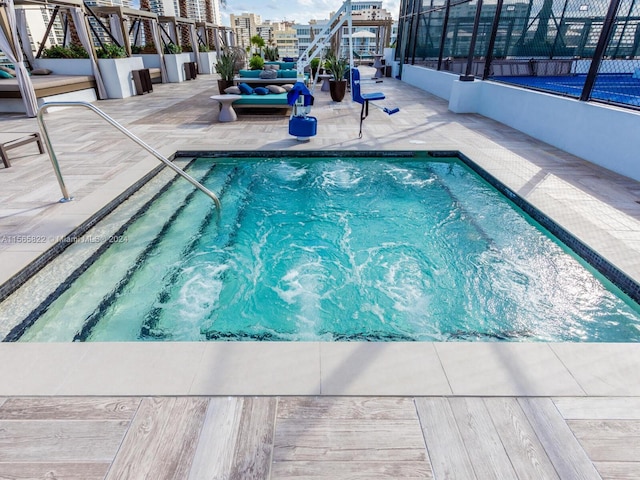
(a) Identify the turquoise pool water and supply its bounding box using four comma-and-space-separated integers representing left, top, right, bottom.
13, 156, 640, 342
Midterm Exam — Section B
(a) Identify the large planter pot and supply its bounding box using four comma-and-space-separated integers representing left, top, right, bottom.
329, 79, 347, 102
97, 57, 145, 99
198, 51, 218, 74
133, 53, 162, 69
33, 58, 93, 75
217, 79, 234, 93
164, 53, 193, 82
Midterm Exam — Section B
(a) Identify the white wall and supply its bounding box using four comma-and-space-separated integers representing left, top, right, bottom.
401, 64, 640, 182
402, 64, 457, 101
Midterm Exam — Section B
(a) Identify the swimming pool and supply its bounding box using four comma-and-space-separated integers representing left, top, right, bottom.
2, 153, 640, 342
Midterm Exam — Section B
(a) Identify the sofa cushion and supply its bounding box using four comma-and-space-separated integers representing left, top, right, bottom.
0, 65, 16, 77
0, 70, 13, 79
224, 86, 241, 94
280, 62, 296, 70
31, 68, 52, 75
233, 92, 289, 106
238, 69, 262, 78
278, 70, 298, 78
254, 87, 269, 95
238, 82, 254, 95
259, 69, 277, 79
266, 85, 286, 94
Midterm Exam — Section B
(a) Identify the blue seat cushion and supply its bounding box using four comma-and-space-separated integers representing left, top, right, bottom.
238, 69, 262, 78
362, 92, 385, 101
238, 82, 254, 95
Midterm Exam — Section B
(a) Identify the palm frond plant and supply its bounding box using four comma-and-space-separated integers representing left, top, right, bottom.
215, 49, 238, 92
325, 54, 349, 102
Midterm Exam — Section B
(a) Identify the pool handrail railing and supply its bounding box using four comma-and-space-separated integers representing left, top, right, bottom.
36, 101, 221, 210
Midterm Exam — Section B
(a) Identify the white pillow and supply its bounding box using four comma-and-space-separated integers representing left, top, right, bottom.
281, 84, 295, 92
224, 86, 241, 94
266, 85, 286, 94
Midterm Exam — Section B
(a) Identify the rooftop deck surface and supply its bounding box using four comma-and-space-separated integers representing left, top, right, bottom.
0, 68, 639, 478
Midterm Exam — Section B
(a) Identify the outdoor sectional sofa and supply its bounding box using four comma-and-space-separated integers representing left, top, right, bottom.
232, 92, 290, 112
233, 69, 301, 87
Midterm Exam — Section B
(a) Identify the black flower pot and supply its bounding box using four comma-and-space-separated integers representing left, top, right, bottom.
329, 79, 347, 102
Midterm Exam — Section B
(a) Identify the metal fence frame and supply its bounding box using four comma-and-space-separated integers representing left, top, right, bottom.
396, 0, 640, 109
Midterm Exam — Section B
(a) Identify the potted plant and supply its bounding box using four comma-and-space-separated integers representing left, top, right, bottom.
215, 49, 237, 92
310, 57, 320, 79
96, 43, 126, 59
249, 55, 264, 70
36, 44, 92, 75
95, 44, 145, 98
326, 55, 349, 102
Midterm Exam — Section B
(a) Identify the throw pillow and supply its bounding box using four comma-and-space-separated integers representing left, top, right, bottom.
0, 70, 14, 79
281, 84, 294, 92
224, 86, 241, 94
0, 65, 16, 77
31, 68, 52, 75
238, 82, 254, 95
266, 85, 286, 94
264, 64, 280, 71
254, 87, 269, 95
259, 69, 277, 79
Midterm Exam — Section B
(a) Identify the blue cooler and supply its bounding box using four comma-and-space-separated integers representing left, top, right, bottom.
289, 116, 317, 139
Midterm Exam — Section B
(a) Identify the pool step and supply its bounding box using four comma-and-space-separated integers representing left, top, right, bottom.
15, 161, 221, 342
75, 163, 233, 342
139, 166, 259, 340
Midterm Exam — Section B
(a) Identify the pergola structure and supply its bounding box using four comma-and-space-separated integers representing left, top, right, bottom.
158, 15, 196, 50
91, 5, 168, 83
1, 0, 107, 116
91, 6, 158, 57
195, 22, 235, 55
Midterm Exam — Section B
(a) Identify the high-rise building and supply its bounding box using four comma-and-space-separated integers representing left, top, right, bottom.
273, 27, 298, 60
147, 0, 222, 24
229, 12, 261, 50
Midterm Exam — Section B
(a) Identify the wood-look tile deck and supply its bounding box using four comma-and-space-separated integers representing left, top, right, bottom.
0, 396, 639, 479
1, 67, 640, 479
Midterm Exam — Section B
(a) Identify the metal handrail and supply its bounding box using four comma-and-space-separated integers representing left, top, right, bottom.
36, 101, 221, 210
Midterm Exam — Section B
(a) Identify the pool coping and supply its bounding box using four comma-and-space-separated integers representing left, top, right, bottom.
1, 341, 639, 397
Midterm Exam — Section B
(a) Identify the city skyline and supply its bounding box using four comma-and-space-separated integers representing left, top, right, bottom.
221, 0, 400, 26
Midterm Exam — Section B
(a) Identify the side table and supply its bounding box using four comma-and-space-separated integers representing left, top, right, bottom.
319, 74, 332, 92
372, 54, 385, 79
210, 94, 242, 122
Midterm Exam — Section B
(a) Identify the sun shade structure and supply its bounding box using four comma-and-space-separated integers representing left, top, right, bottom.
92, 5, 168, 83
0, 0, 42, 116
1, 0, 109, 116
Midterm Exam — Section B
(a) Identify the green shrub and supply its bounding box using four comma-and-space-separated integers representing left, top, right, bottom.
248, 55, 264, 70
164, 43, 182, 54
97, 43, 126, 59
42, 44, 89, 59
215, 49, 238, 81
264, 45, 278, 61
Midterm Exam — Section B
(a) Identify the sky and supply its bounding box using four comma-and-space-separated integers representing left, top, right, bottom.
220, 0, 400, 26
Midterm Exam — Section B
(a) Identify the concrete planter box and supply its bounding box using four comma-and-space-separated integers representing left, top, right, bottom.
164, 53, 193, 82
198, 51, 217, 74
97, 57, 145, 99
133, 53, 162, 69
33, 58, 93, 75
